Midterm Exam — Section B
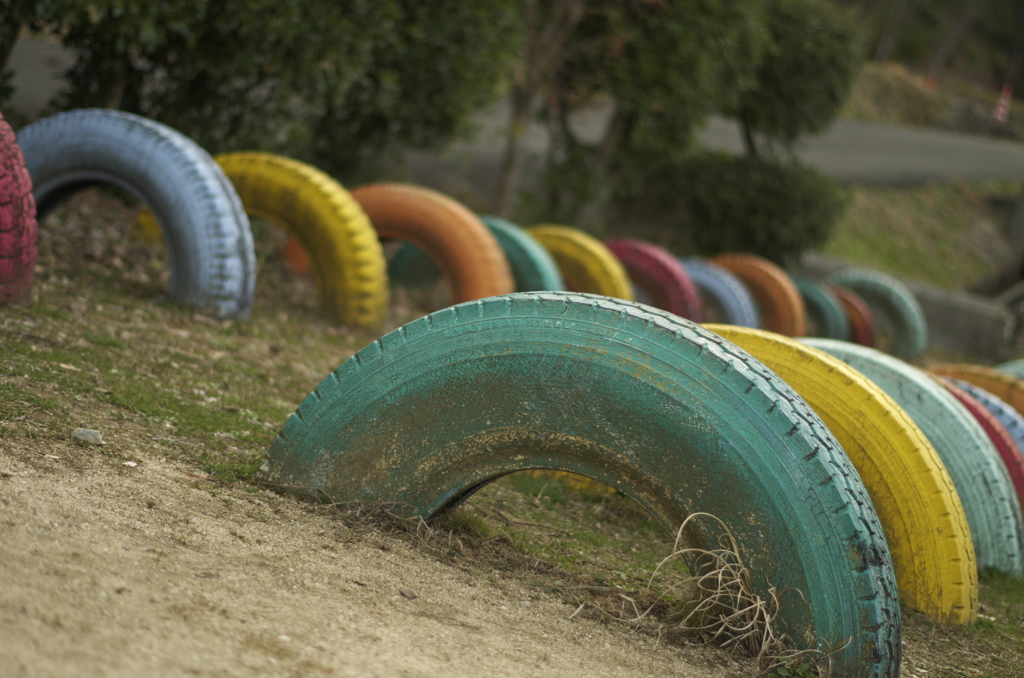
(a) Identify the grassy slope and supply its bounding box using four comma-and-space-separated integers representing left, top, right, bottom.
822, 180, 1021, 290
3, 188, 1023, 676
841, 62, 1024, 140
823, 62, 1023, 292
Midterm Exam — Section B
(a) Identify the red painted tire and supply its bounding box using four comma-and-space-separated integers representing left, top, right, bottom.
0, 111, 37, 304
605, 238, 702, 321
709, 253, 805, 336
937, 376, 1024, 521
830, 285, 875, 347
351, 183, 514, 304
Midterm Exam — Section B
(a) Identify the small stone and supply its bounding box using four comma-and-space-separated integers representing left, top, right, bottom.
277, 635, 291, 642
123, 461, 137, 468
72, 428, 104, 445
399, 589, 418, 600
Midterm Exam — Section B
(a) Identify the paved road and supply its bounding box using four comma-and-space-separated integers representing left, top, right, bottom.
7, 37, 1024, 195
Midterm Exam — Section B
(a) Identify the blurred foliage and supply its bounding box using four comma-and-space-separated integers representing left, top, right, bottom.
532, 0, 768, 223
3, 0, 521, 182
733, 0, 862, 149
677, 152, 845, 264
528, 0, 854, 267
839, 0, 1024, 91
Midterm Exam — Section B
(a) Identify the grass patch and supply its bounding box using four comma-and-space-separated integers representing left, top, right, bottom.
900, 569, 1024, 676
822, 180, 1021, 289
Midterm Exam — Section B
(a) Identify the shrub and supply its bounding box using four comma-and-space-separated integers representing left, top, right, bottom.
678, 152, 845, 265
6, 0, 520, 182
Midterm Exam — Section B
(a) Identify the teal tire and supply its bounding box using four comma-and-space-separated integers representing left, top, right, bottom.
793, 276, 849, 340
389, 215, 564, 292
805, 338, 1024, 576
259, 292, 900, 677
826, 269, 927, 359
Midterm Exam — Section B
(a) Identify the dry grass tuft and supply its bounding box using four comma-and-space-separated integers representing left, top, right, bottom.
633, 513, 847, 676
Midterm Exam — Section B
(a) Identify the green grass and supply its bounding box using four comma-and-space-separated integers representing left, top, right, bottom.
822, 180, 1021, 289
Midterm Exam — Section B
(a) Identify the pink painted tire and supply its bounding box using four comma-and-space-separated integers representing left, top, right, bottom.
0, 111, 37, 304
605, 238, 702, 321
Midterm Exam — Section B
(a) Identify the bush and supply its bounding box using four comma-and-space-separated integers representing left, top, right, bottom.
679, 152, 845, 265
7, 0, 520, 182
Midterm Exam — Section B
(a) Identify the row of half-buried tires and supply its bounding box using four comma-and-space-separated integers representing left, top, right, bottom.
0, 108, 518, 324
258, 297, 1024, 678
1, 107, 930, 367
1, 109, 988, 677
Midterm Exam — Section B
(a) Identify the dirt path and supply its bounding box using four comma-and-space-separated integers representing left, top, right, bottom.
0, 430, 752, 677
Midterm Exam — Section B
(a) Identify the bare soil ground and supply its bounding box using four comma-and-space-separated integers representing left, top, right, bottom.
2, 189, 1023, 677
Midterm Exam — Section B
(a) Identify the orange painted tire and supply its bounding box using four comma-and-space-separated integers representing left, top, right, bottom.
831, 285, 875, 347
351, 184, 514, 303
930, 364, 1024, 419
709, 254, 805, 336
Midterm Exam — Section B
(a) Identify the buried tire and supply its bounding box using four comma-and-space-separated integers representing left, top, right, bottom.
681, 258, 760, 328
18, 109, 254, 318
708, 325, 976, 625
930, 364, 1024, 420
793, 277, 849, 340
709, 253, 805, 336
526, 225, 633, 300
830, 286, 875, 347
389, 215, 565, 293
827, 269, 927, 359
351, 184, 514, 304
258, 292, 899, 676
935, 377, 1024, 524
805, 339, 1024, 577
214, 153, 388, 328
605, 238, 702, 320
0, 111, 37, 304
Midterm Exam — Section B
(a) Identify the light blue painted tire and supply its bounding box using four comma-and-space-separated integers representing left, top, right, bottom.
680, 258, 760, 328
17, 109, 255, 319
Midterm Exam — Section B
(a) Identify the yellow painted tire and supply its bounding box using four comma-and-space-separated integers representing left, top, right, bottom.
707, 325, 978, 625
135, 153, 389, 327
216, 153, 388, 327
526, 225, 633, 301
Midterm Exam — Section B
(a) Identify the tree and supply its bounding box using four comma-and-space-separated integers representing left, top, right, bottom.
925, 0, 987, 86
3, 0, 522, 182
732, 0, 862, 155
874, 0, 917, 62
491, 0, 588, 216
528, 0, 768, 224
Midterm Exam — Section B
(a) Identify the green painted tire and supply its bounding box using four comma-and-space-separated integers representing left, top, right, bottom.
805, 339, 1024, 577
793, 276, 849, 340
258, 293, 899, 676
389, 215, 565, 293
826, 269, 927, 359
